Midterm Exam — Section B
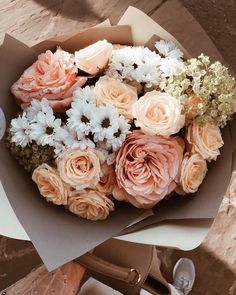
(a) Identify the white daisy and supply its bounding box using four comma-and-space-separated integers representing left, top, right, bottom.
78, 135, 95, 150
62, 126, 95, 150
66, 99, 95, 135
92, 104, 119, 142
155, 40, 183, 61
96, 142, 116, 165
106, 116, 130, 151
53, 141, 66, 157
30, 112, 63, 146
72, 86, 96, 104
26, 98, 53, 122
109, 46, 161, 87
10, 112, 31, 147
159, 57, 185, 77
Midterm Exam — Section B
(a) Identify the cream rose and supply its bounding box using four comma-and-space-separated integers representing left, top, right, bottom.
94, 76, 138, 121
68, 189, 114, 221
32, 164, 68, 205
187, 122, 224, 161
96, 163, 116, 195
74, 40, 113, 75
133, 91, 185, 136
57, 148, 101, 190
179, 153, 207, 194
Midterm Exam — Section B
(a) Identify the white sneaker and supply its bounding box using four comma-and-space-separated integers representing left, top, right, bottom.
173, 258, 196, 295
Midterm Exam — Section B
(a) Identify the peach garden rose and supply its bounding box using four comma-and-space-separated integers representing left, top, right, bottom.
179, 153, 207, 194
187, 122, 224, 161
32, 163, 68, 205
11, 48, 87, 112
74, 40, 113, 75
57, 148, 102, 190
132, 90, 185, 136
114, 130, 184, 209
94, 76, 138, 121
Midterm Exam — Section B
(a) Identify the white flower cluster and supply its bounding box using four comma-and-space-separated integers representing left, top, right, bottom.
10, 87, 131, 164
10, 99, 66, 155
65, 87, 131, 164
108, 40, 184, 88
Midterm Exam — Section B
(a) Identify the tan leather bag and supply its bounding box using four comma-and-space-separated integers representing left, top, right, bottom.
76, 239, 171, 295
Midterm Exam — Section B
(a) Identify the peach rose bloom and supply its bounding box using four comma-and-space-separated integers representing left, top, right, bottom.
57, 148, 102, 190
11, 48, 87, 112
96, 163, 116, 195
114, 131, 185, 209
32, 163, 68, 205
74, 40, 113, 75
187, 122, 224, 161
68, 189, 114, 220
179, 153, 207, 194
94, 76, 138, 121
133, 91, 185, 136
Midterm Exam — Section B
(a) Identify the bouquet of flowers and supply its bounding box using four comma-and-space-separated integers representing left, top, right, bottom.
6, 36, 236, 221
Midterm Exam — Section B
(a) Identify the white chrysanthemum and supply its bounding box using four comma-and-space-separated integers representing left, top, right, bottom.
30, 112, 63, 146
53, 141, 66, 157
72, 86, 96, 104
10, 112, 31, 147
66, 99, 95, 135
63, 126, 95, 150
109, 46, 161, 87
92, 104, 119, 142
96, 142, 116, 165
159, 58, 185, 77
26, 98, 53, 122
155, 40, 183, 61
106, 116, 131, 151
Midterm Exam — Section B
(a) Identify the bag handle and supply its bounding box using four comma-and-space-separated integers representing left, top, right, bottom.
76, 253, 141, 286
75, 239, 171, 295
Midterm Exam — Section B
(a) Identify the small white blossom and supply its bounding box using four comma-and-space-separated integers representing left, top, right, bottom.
92, 104, 119, 142
10, 112, 31, 147
66, 99, 95, 135
30, 112, 63, 146
26, 98, 53, 122
96, 142, 116, 165
62, 126, 95, 150
155, 40, 183, 61
109, 46, 161, 87
159, 58, 185, 77
72, 86, 96, 104
106, 116, 131, 151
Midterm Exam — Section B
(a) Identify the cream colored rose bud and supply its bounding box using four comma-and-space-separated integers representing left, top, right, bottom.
179, 153, 207, 194
74, 40, 113, 75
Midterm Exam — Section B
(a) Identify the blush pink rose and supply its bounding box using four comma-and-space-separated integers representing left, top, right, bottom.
11, 48, 87, 112
114, 131, 184, 209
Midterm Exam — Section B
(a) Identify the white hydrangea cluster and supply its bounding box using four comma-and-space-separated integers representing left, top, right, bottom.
108, 40, 184, 88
